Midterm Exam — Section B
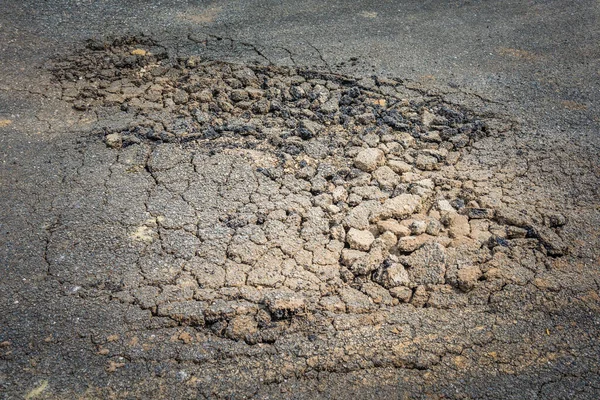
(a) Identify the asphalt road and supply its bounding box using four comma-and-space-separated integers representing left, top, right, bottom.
2, 0, 599, 132
1, 1, 599, 399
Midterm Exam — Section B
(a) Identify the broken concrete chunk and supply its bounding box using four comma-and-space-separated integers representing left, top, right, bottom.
346, 228, 375, 251
495, 207, 533, 227
230, 89, 249, 102
320, 97, 339, 113
332, 186, 348, 203
531, 225, 567, 256
361, 282, 394, 305
410, 285, 429, 307
408, 220, 427, 235
396, 234, 437, 253
344, 201, 377, 230
319, 295, 346, 312
204, 300, 237, 323
338, 287, 373, 313
173, 88, 189, 104
372, 166, 400, 187
247, 266, 284, 287
445, 213, 471, 238
456, 265, 482, 292
379, 231, 398, 249
400, 242, 446, 286
372, 262, 410, 288
426, 219, 442, 236
355, 148, 385, 172
299, 119, 324, 139
543, 211, 567, 227
349, 245, 385, 276
437, 199, 456, 213
389, 286, 413, 302
506, 225, 528, 239
377, 219, 411, 237
415, 154, 439, 171
395, 131, 415, 148
341, 248, 367, 266
387, 159, 412, 174
422, 109, 435, 127
264, 291, 306, 319
372, 194, 422, 221
105, 133, 123, 149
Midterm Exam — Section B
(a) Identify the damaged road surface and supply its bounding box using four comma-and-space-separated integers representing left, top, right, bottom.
1, 37, 599, 399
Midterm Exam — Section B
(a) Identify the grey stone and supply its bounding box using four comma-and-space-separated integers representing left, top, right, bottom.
346, 228, 375, 251
400, 242, 447, 285
355, 148, 385, 172
372, 262, 410, 288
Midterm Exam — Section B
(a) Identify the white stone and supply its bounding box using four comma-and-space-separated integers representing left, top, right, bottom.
346, 228, 375, 251
372, 166, 401, 187
355, 148, 385, 172
332, 186, 348, 203
377, 219, 411, 237
373, 263, 410, 288
387, 159, 412, 174
437, 199, 456, 213
373, 194, 421, 221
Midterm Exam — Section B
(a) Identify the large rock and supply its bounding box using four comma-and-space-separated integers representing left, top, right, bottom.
355, 148, 385, 172
531, 224, 567, 256
400, 242, 447, 286
372, 194, 422, 221
341, 248, 367, 266
320, 97, 339, 113
387, 159, 412, 174
346, 228, 375, 251
344, 201, 379, 230
377, 219, 411, 237
372, 166, 401, 187
372, 262, 410, 288
446, 213, 471, 238
349, 245, 385, 276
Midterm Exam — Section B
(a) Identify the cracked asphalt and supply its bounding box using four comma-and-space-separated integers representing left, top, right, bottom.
1, 1, 599, 399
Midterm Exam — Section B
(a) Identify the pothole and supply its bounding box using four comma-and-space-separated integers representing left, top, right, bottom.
49, 36, 569, 344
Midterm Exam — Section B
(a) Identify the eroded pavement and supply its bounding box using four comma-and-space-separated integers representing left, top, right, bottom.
1, 36, 599, 399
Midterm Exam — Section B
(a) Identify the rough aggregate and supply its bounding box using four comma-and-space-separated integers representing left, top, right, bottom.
45, 37, 571, 343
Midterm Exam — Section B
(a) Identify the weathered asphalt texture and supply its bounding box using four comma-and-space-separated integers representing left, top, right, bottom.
1, 1, 599, 399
